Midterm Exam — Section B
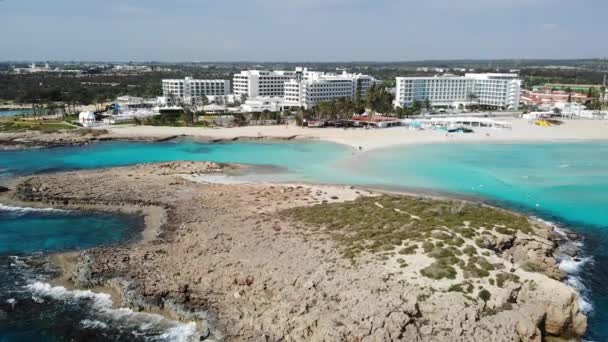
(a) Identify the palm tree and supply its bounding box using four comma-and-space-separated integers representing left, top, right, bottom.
467, 92, 478, 109
424, 98, 431, 112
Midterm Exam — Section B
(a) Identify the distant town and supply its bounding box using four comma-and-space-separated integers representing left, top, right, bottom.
0, 60, 607, 129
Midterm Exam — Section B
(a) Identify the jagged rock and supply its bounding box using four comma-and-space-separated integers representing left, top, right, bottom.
517, 279, 587, 337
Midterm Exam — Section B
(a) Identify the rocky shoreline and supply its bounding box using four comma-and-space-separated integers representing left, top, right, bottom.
0, 161, 589, 341
0, 128, 312, 151
0, 130, 185, 150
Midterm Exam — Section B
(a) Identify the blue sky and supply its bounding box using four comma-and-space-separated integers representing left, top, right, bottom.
0, 0, 606, 61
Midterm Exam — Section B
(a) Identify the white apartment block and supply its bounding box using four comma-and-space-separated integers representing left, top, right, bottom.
233, 70, 296, 98
394, 73, 521, 110
162, 77, 230, 100
284, 68, 377, 109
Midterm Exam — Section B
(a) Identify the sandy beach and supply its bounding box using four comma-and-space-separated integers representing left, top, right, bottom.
105, 118, 608, 151
2, 117, 607, 152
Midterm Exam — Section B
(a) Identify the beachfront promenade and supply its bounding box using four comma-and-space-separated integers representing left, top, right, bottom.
106, 118, 608, 151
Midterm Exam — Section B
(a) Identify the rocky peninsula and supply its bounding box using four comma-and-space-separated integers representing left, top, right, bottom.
1, 161, 588, 341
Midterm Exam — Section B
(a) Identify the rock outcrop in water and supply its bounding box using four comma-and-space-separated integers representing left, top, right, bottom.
0, 129, 180, 150
4, 162, 588, 341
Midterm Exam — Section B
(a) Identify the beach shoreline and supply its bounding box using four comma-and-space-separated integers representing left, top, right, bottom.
0, 161, 590, 341
2, 117, 608, 152
104, 118, 608, 151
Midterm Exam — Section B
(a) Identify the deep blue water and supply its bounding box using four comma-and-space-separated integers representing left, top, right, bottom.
1, 139, 608, 340
0, 207, 141, 255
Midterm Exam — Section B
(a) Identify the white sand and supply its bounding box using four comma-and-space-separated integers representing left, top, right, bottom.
106, 118, 608, 151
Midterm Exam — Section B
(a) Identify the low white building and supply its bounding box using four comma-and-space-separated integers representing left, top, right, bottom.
162, 77, 230, 101
239, 96, 298, 113
115, 96, 160, 110
403, 117, 512, 129
78, 111, 96, 127
394, 73, 521, 110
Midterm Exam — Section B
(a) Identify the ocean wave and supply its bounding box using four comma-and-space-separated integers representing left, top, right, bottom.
157, 322, 199, 342
0, 204, 69, 214
530, 217, 594, 313
566, 276, 594, 313
25, 282, 113, 308
24, 281, 201, 341
559, 256, 592, 274
80, 319, 109, 330
531, 216, 556, 228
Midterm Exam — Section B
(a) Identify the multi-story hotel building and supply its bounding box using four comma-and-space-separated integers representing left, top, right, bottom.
233, 70, 297, 98
393, 73, 521, 110
162, 77, 230, 100
284, 68, 377, 109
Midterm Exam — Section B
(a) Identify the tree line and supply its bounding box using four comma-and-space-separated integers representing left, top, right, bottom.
301, 84, 421, 121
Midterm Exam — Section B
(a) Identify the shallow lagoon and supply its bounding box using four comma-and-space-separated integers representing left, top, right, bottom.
1, 139, 608, 340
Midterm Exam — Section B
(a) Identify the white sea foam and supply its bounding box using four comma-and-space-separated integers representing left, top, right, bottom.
157, 322, 199, 342
0, 204, 68, 214
24, 281, 200, 341
26, 282, 114, 308
80, 319, 108, 330
530, 218, 594, 313
566, 276, 594, 313
559, 256, 592, 274
6, 298, 16, 308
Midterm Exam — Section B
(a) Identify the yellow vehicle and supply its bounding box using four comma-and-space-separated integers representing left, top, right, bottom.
535, 119, 552, 127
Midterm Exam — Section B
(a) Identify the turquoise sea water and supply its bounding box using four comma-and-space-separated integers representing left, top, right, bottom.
1, 139, 608, 340
0, 140, 350, 178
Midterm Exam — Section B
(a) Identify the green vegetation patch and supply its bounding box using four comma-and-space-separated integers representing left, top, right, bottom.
448, 282, 474, 294
281, 195, 534, 259
521, 262, 546, 273
495, 273, 521, 288
420, 262, 457, 280
479, 289, 491, 301
0, 120, 75, 133
461, 256, 495, 279
398, 244, 418, 255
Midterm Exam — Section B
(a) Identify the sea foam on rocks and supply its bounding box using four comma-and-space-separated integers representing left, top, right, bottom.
0, 204, 69, 215
24, 281, 201, 341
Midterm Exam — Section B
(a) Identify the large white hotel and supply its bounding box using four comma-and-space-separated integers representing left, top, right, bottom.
284, 67, 376, 109
162, 77, 231, 99
231, 67, 377, 109
393, 73, 521, 110
232, 70, 297, 98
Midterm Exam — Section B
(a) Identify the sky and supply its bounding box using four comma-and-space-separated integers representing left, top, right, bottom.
0, 0, 606, 62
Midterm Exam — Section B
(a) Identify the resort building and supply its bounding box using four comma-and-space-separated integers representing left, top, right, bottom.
239, 96, 298, 113
162, 77, 231, 101
520, 90, 589, 106
233, 70, 297, 99
394, 73, 521, 110
13, 63, 53, 74
284, 67, 377, 109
